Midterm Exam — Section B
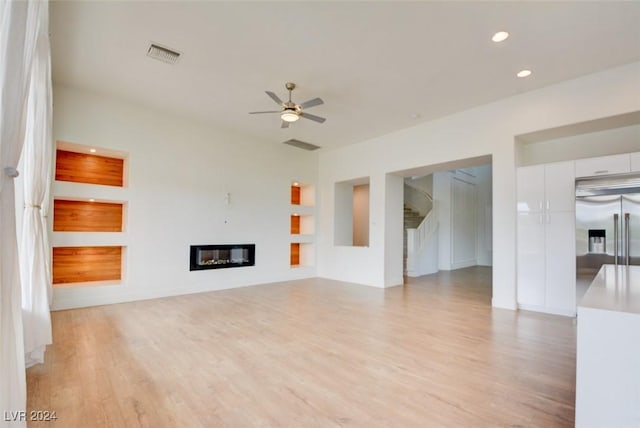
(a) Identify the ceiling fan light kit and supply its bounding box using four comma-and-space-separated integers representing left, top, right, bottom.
249, 82, 326, 127
281, 110, 299, 122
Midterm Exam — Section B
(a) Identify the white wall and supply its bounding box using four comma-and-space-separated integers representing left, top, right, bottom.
51, 85, 318, 309
450, 176, 477, 269
333, 181, 354, 246
432, 167, 492, 271
317, 61, 640, 309
476, 164, 492, 266
433, 172, 453, 270
384, 174, 404, 285
518, 124, 640, 166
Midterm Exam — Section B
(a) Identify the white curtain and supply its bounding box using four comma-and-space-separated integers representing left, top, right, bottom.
0, 1, 48, 426
20, 0, 52, 369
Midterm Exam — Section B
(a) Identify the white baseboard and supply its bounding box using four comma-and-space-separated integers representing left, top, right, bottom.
518, 303, 576, 318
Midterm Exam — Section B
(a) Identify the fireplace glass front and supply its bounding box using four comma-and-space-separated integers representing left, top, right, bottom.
190, 244, 255, 271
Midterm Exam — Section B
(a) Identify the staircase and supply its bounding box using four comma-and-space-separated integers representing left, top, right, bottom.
403, 205, 425, 272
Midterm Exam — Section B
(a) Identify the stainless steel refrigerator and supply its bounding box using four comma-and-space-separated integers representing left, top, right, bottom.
576, 175, 640, 275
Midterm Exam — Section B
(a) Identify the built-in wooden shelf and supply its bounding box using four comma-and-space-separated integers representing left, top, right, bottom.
290, 243, 300, 266
290, 182, 315, 268
290, 215, 300, 234
291, 185, 301, 205
56, 149, 124, 187
53, 246, 123, 285
54, 199, 124, 232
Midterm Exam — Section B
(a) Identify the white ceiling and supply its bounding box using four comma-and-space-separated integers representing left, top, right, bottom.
50, 1, 640, 151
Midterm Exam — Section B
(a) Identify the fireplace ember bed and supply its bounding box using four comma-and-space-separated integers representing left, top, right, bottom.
190, 244, 255, 271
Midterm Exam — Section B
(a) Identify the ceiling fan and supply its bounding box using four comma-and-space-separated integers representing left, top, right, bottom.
249, 82, 326, 128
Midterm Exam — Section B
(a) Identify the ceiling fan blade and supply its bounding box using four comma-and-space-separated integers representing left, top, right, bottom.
300, 112, 326, 123
265, 91, 284, 106
281, 121, 290, 129
249, 110, 281, 114
299, 97, 324, 109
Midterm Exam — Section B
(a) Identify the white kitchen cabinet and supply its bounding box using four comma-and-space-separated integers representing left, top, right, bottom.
545, 211, 576, 313
631, 152, 640, 172
545, 162, 576, 212
516, 165, 544, 212
575, 153, 630, 178
517, 213, 545, 307
517, 211, 576, 316
517, 161, 576, 316
517, 161, 575, 213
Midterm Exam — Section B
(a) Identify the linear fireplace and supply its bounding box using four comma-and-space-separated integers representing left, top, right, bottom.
190, 244, 255, 271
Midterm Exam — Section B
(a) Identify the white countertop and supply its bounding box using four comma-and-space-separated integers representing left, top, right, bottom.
579, 264, 640, 314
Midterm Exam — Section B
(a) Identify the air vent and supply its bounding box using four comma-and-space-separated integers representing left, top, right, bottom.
283, 139, 321, 151
146, 43, 181, 65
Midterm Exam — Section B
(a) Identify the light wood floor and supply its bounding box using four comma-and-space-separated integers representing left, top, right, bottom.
27, 267, 576, 427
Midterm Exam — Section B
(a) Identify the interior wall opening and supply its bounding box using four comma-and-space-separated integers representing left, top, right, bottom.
514, 111, 640, 312
391, 155, 493, 295
334, 177, 370, 247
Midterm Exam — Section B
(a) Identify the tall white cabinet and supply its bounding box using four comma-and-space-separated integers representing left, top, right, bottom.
517, 161, 576, 316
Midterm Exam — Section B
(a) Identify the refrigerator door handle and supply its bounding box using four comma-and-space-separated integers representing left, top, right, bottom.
614, 213, 619, 266
625, 213, 630, 266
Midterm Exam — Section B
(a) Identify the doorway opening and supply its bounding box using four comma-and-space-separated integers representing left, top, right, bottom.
391, 155, 493, 293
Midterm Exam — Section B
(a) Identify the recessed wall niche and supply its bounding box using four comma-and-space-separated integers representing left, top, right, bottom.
53, 246, 123, 284
290, 181, 315, 268
52, 142, 129, 287
55, 149, 125, 187
54, 199, 125, 232
334, 177, 370, 247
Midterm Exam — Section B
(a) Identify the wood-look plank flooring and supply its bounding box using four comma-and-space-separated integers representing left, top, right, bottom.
27, 267, 576, 427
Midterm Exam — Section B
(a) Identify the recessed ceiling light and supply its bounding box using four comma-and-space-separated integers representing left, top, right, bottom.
89, 198, 95, 202
492, 31, 509, 42
89, 148, 97, 153
293, 213, 299, 216
293, 182, 299, 186
517, 69, 532, 78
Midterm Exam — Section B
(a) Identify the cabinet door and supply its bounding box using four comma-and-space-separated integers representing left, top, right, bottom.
575, 154, 630, 178
631, 152, 640, 172
545, 161, 575, 212
517, 212, 545, 307
517, 165, 544, 213
545, 211, 576, 313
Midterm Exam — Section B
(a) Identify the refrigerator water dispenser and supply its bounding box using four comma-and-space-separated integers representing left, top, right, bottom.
588, 229, 606, 253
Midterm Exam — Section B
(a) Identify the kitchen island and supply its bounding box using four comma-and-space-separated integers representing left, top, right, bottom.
575, 264, 640, 427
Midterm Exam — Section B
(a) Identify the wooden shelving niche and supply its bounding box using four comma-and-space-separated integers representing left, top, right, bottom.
289, 182, 314, 268
290, 214, 300, 234
291, 185, 301, 205
52, 144, 128, 287
53, 246, 123, 284
55, 149, 124, 187
290, 243, 300, 266
54, 199, 123, 232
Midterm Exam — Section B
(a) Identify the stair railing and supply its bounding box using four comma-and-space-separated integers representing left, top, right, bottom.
404, 183, 432, 216
406, 204, 437, 274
